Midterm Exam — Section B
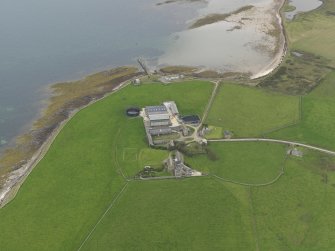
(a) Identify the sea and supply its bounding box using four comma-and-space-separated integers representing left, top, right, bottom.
0, 0, 321, 151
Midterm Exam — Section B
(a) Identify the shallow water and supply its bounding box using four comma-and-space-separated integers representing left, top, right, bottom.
0, 0, 279, 151
158, 0, 279, 74
158, 21, 274, 73
0, 0, 200, 149
285, 0, 323, 19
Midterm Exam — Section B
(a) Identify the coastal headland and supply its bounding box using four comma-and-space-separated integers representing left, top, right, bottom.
1, 0, 335, 250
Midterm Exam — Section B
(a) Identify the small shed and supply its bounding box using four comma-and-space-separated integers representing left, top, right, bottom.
132, 78, 141, 85
224, 130, 233, 139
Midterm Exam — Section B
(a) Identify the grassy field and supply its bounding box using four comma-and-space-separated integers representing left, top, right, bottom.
185, 142, 287, 184
81, 150, 335, 250
251, 150, 335, 250
205, 125, 223, 139
260, 0, 335, 94
206, 84, 300, 137
262, 0, 335, 149
1, 78, 335, 251
0, 67, 141, 181
81, 178, 256, 251
286, 4, 335, 63
0, 81, 213, 251
268, 71, 335, 150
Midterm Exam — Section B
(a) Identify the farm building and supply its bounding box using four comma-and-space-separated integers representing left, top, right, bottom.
142, 101, 200, 145
163, 101, 179, 116
145, 106, 171, 127
181, 115, 200, 125
131, 78, 141, 85
149, 127, 172, 136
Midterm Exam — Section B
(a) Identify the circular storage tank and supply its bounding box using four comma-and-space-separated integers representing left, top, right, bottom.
126, 107, 140, 117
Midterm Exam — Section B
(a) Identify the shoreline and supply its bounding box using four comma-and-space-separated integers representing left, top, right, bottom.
0, 68, 142, 208
251, 0, 287, 79
0, 0, 291, 208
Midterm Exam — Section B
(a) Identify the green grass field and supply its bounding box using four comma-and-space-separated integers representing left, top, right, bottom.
251, 151, 335, 250
260, 0, 335, 94
1, 79, 335, 250
286, 8, 335, 64
81, 150, 335, 250
206, 84, 300, 137
186, 142, 287, 184
268, 71, 335, 150
0, 81, 213, 251
81, 178, 256, 251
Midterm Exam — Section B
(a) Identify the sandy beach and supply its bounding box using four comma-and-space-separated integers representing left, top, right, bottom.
251, 0, 287, 79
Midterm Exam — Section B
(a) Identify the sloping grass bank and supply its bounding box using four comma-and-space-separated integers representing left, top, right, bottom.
0, 81, 213, 250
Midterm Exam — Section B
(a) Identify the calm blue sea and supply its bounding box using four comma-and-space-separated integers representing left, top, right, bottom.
0, 0, 201, 149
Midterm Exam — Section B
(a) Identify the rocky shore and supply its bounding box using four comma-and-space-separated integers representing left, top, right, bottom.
0, 67, 142, 207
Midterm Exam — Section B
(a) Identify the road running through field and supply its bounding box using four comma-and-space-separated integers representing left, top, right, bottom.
208, 138, 335, 156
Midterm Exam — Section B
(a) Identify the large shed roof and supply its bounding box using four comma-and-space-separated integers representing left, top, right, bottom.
145, 105, 168, 115
149, 127, 172, 136
148, 114, 170, 121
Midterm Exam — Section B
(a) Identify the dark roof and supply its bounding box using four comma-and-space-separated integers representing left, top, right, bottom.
182, 115, 200, 124
126, 107, 140, 117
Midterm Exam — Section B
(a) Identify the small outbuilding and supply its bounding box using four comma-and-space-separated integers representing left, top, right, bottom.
181, 115, 201, 125
132, 78, 141, 85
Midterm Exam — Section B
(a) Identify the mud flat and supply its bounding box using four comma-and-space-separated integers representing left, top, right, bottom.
158, 0, 287, 77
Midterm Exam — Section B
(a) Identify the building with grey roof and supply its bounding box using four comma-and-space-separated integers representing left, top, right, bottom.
143, 101, 184, 145
163, 101, 179, 115
149, 127, 172, 136
145, 105, 171, 127
145, 105, 168, 115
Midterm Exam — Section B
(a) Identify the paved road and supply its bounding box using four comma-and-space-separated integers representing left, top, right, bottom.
209, 138, 335, 156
